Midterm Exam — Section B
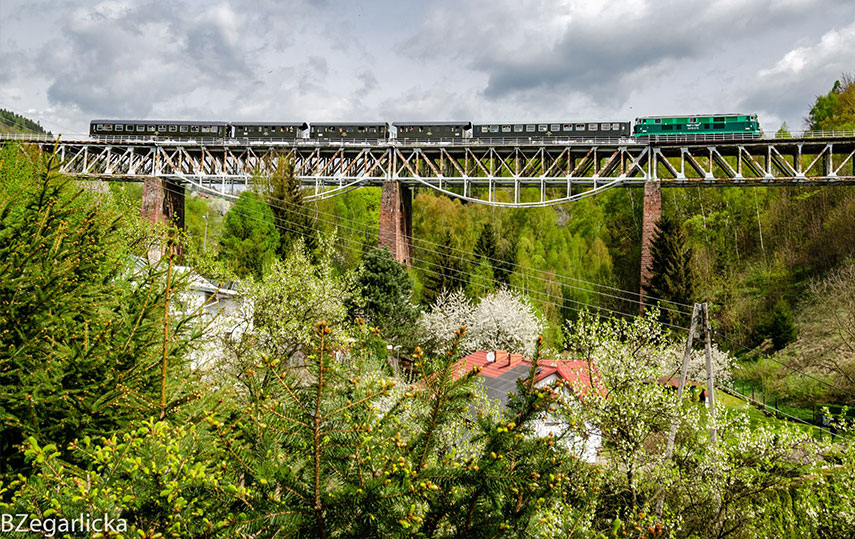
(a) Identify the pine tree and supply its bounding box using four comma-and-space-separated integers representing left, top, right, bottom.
347, 247, 419, 347
259, 159, 317, 256
643, 216, 695, 326
421, 230, 469, 304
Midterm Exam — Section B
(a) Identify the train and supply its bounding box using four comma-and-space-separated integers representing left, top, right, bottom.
89, 114, 760, 141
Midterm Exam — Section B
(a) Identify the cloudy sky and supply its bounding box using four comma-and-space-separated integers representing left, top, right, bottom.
1, 0, 853, 135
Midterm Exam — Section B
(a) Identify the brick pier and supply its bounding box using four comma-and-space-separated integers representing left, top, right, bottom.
378, 181, 413, 265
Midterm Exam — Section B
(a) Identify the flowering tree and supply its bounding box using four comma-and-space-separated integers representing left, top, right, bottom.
420, 287, 544, 357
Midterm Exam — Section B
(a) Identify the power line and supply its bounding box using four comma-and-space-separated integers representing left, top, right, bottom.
191, 180, 694, 316
163, 182, 691, 331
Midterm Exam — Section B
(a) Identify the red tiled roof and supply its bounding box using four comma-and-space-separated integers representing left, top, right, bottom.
452, 351, 602, 396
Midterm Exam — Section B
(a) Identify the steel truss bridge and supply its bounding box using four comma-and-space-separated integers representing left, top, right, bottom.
5, 134, 855, 207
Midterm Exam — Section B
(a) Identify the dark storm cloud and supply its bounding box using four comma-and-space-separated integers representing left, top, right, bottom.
404, 0, 853, 107
37, 0, 271, 118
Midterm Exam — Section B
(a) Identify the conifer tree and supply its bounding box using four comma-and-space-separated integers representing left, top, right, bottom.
421, 230, 469, 304
347, 246, 419, 347
642, 216, 695, 326
260, 158, 317, 256
0, 147, 203, 478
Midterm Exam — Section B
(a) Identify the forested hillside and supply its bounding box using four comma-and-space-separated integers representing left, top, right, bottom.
0, 108, 50, 135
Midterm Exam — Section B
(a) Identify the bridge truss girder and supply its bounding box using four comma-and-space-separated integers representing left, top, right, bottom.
29, 138, 855, 207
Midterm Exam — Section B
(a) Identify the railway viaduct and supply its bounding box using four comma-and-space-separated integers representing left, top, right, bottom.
4, 133, 855, 297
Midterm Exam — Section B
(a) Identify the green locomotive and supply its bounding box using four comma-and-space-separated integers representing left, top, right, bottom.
633, 114, 760, 137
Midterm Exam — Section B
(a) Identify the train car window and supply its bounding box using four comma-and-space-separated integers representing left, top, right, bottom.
576, 124, 585, 130
180, 125, 188, 132
563, 124, 572, 131
168, 126, 177, 132
612, 123, 621, 130
654, 119, 661, 124
481, 126, 488, 133
551, 124, 560, 131
689, 117, 696, 123
490, 126, 498, 133
96, 124, 104, 130
502, 125, 511, 133
137, 125, 145, 132
105, 125, 113, 131
674, 124, 682, 130
147, 125, 156, 132
588, 123, 597, 130
114, 124, 123, 131
514, 125, 524, 132
190, 126, 199, 133
538, 124, 547, 132
601, 123, 610, 130
526, 125, 535, 132
371, 127, 377, 133
158, 125, 166, 131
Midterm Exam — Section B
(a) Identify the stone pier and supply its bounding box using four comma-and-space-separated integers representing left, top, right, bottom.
639, 180, 661, 308
141, 177, 185, 256
378, 181, 413, 265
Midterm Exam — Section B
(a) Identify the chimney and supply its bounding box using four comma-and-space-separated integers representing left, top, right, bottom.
509, 353, 523, 368
495, 350, 508, 366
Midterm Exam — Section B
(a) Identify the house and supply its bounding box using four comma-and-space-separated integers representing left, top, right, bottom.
452, 350, 602, 463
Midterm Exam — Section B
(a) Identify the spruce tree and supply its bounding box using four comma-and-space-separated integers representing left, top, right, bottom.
261, 159, 317, 257
422, 230, 469, 304
0, 147, 202, 478
347, 247, 419, 347
643, 216, 695, 326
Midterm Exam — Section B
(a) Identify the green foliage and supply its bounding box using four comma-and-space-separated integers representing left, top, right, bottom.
643, 216, 695, 326
808, 75, 855, 131
0, 145, 202, 478
755, 299, 798, 351
3, 420, 241, 538
347, 247, 419, 348
0, 109, 49, 135
257, 158, 318, 257
422, 230, 470, 304
217, 190, 279, 279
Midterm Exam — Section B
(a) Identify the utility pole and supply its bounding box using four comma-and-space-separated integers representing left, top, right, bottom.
203, 211, 208, 252
702, 302, 717, 444
658, 302, 701, 517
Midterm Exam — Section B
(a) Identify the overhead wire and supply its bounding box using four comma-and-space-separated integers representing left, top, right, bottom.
191, 179, 694, 317
161, 181, 692, 331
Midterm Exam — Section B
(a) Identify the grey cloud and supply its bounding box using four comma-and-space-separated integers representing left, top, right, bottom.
404, 0, 853, 107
